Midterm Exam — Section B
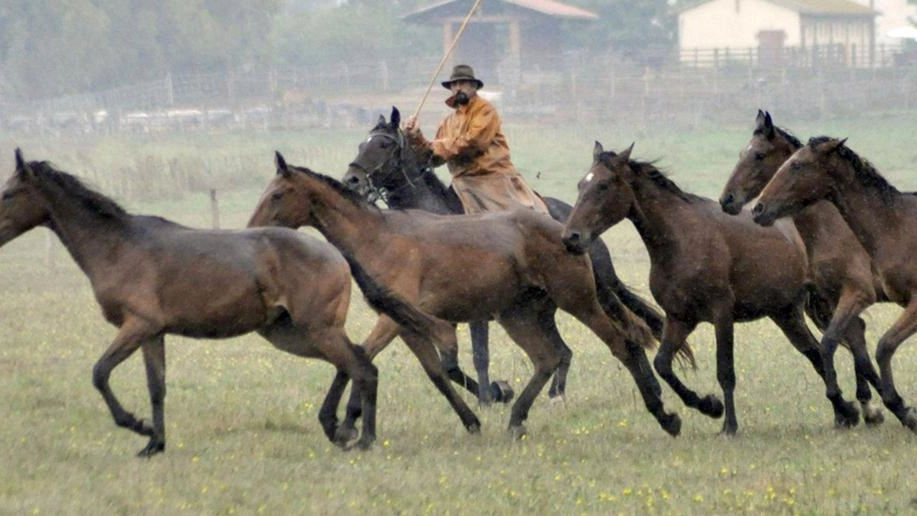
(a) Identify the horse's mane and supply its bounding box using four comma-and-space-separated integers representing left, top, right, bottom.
290, 164, 381, 212
807, 136, 899, 198
601, 151, 695, 203
772, 126, 803, 149
27, 161, 128, 221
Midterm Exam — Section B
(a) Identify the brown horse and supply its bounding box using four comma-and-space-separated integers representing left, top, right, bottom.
720, 110, 884, 424
562, 142, 860, 435
753, 136, 917, 431
248, 152, 682, 440
341, 106, 667, 406
0, 149, 441, 454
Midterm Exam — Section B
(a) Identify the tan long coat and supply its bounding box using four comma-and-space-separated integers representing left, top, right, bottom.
409, 95, 548, 215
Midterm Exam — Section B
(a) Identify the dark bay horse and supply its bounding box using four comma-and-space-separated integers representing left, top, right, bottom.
0, 150, 442, 454
342, 106, 667, 405
561, 142, 861, 435
248, 152, 682, 440
719, 110, 885, 424
753, 136, 917, 431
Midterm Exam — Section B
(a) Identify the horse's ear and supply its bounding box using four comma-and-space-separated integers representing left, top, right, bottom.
14, 148, 24, 172
593, 141, 604, 161
390, 107, 401, 129
275, 151, 292, 178
618, 142, 635, 162
755, 110, 775, 138
376, 114, 386, 127
14, 148, 33, 179
828, 138, 848, 154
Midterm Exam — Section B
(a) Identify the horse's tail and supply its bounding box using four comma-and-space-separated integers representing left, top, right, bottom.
589, 245, 696, 369
341, 251, 443, 339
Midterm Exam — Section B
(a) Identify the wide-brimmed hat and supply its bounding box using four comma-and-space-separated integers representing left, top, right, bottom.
441, 64, 484, 89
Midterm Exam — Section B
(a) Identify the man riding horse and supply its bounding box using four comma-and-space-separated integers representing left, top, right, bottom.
404, 64, 548, 214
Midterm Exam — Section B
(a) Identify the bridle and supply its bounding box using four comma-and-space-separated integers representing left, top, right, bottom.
348, 128, 429, 205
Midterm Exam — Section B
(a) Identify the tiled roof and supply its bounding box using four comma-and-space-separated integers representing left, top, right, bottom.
403, 0, 598, 21
679, 0, 875, 16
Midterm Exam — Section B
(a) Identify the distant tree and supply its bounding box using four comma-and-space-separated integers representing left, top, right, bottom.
271, 2, 437, 68
563, 0, 676, 65
0, 0, 283, 99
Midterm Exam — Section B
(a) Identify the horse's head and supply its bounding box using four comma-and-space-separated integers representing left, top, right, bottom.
752, 137, 847, 226
248, 151, 314, 229
0, 149, 52, 247
720, 110, 798, 215
343, 106, 408, 201
562, 141, 637, 254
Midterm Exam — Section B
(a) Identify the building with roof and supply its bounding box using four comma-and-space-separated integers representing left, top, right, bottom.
402, 0, 598, 84
677, 0, 877, 66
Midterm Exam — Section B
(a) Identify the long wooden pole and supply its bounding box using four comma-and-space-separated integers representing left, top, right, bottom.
412, 0, 485, 119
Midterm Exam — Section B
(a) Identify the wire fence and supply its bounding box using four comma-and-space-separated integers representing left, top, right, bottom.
3, 44, 916, 135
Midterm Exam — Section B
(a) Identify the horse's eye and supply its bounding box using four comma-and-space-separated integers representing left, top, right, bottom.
596, 183, 610, 192
271, 191, 284, 201
754, 152, 766, 161
1, 190, 16, 201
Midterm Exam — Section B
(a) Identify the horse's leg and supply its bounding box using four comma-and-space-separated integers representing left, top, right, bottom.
771, 307, 860, 428
841, 316, 884, 424
823, 286, 884, 425
399, 330, 482, 434
652, 318, 723, 418
805, 287, 882, 424
91, 320, 159, 454
138, 336, 166, 456
438, 329, 487, 401
541, 308, 573, 404
875, 299, 917, 431
258, 316, 377, 448
314, 334, 378, 449
469, 321, 512, 405
712, 314, 739, 435
319, 369, 350, 442
469, 321, 493, 405
340, 316, 402, 440
495, 303, 563, 439
569, 301, 680, 436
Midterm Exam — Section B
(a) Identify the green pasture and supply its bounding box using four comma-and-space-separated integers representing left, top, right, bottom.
1, 113, 916, 514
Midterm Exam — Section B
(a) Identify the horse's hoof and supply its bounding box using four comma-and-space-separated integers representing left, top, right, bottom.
902, 407, 917, 432
699, 394, 724, 419
660, 413, 681, 437
136, 439, 165, 457
333, 426, 359, 447
491, 381, 515, 404
467, 420, 482, 434
861, 402, 885, 426
549, 394, 567, 409
718, 423, 738, 437
834, 402, 860, 429
509, 424, 527, 440
353, 436, 375, 451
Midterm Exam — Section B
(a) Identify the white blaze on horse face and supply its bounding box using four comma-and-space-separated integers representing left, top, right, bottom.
584, 172, 594, 183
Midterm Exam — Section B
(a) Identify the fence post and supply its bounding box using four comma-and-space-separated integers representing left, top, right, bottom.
210, 189, 220, 229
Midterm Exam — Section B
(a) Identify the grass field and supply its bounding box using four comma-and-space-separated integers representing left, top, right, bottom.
1, 112, 917, 514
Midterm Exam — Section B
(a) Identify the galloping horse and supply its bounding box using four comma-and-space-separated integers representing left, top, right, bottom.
720, 110, 885, 424
0, 150, 441, 454
342, 107, 667, 405
562, 142, 860, 435
249, 152, 682, 440
753, 136, 917, 431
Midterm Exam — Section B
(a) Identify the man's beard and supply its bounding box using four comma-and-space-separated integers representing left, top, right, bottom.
453, 91, 471, 106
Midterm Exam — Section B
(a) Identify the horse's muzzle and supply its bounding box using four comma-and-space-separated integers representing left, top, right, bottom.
561, 230, 590, 255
